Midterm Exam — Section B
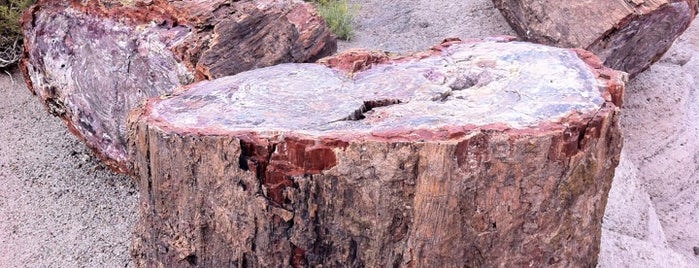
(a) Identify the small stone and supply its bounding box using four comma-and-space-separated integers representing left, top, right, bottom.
693, 246, 699, 256
418, 22, 430, 28
271, 206, 294, 222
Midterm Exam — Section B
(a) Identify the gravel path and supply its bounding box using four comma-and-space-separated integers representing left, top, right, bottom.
1, 0, 697, 266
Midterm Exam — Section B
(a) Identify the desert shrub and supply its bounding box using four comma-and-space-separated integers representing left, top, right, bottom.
308, 0, 356, 41
0, 0, 34, 68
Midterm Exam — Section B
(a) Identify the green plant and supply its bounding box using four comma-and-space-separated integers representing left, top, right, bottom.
309, 0, 356, 41
0, 0, 34, 68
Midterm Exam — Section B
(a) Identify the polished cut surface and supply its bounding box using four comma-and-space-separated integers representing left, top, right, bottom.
147, 41, 605, 136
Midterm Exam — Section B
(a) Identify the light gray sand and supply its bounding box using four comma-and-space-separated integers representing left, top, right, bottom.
0, 72, 138, 267
0, 0, 697, 266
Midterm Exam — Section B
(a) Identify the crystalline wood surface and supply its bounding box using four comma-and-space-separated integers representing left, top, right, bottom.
129, 39, 627, 267
147, 41, 605, 134
20, 0, 336, 173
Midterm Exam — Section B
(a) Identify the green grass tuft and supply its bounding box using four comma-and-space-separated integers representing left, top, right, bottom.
309, 0, 357, 41
0, 0, 35, 68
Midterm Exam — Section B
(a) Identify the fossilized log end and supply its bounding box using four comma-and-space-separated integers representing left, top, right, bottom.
20, 0, 336, 173
492, 0, 698, 76
167, 0, 338, 80
128, 39, 625, 267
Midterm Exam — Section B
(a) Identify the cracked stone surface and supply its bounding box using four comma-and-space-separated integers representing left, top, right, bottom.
128, 39, 626, 267
145, 40, 606, 136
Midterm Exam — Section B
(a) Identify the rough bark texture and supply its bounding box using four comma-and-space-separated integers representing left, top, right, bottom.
492, 0, 698, 77
20, 0, 336, 173
128, 39, 627, 267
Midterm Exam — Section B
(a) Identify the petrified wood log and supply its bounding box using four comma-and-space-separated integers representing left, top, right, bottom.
128, 38, 627, 267
20, 0, 336, 173
492, 0, 698, 76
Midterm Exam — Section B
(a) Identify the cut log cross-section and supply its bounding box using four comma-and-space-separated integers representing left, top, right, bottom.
128, 39, 627, 267
20, 0, 337, 173
492, 0, 699, 76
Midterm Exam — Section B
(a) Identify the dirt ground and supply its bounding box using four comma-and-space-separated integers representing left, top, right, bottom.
0, 0, 697, 266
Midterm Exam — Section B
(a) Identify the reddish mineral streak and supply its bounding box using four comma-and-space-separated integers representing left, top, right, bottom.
572, 48, 625, 107
319, 36, 517, 74
67, 1, 183, 26
291, 245, 307, 268
238, 135, 342, 206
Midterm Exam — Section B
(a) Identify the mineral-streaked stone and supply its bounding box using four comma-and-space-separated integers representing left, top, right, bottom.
147, 40, 606, 133
128, 39, 627, 267
20, 0, 336, 173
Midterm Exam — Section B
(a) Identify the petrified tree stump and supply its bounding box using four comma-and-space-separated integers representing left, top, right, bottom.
20, 0, 336, 173
492, 0, 698, 76
128, 39, 627, 267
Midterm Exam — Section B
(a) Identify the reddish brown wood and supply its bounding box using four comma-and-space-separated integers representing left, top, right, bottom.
128, 39, 627, 267
492, 0, 698, 77
20, 0, 336, 173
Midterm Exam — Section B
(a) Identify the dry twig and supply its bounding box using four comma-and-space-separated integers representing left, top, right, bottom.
0, 36, 21, 69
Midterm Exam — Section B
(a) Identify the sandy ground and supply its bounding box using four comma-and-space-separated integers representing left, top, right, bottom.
598, 23, 699, 266
0, 70, 138, 267
0, 0, 697, 266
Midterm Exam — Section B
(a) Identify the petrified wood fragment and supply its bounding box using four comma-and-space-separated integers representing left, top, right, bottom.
20, 0, 336, 173
128, 39, 627, 267
492, 0, 698, 76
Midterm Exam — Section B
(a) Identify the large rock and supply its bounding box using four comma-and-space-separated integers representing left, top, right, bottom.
492, 0, 698, 77
20, 0, 336, 173
128, 38, 627, 267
